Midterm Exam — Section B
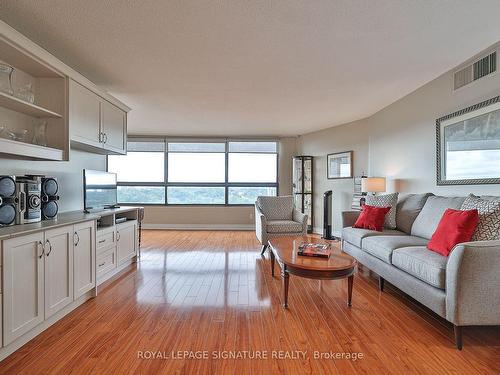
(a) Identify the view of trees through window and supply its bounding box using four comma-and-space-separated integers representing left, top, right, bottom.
108, 139, 278, 205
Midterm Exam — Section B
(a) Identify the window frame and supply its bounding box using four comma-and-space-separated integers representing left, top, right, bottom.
107, 138, 279, 206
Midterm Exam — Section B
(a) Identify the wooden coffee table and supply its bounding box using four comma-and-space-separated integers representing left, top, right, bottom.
268, 236, 357, 308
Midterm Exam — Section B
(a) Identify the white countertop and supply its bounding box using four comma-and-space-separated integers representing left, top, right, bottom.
0, 206, 142, 240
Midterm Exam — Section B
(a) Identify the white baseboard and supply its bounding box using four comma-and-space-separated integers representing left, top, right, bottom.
142, 223, 255, 231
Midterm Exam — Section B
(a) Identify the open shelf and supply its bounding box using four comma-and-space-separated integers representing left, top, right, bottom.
0, 91, 62, 118
0, 137, 64, 160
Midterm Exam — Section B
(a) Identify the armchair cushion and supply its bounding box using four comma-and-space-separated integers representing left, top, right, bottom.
256, 196, 293, 220
267, 220, 304, 233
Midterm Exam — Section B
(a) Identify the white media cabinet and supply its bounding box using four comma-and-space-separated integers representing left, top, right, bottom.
0, 206, 142, 361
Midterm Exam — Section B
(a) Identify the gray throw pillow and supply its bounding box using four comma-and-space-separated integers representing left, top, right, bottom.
396, 193, 433, 234
461, 194, 500, 241
365, 193, 398, 229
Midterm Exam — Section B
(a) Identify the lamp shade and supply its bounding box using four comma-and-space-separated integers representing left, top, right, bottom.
361, 177, 386, 193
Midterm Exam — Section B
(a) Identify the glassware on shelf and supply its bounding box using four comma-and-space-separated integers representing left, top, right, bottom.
32, 120, 48, 146
17, 82, 35, 103
0, 63, 14, 95
8, 129, 29, 142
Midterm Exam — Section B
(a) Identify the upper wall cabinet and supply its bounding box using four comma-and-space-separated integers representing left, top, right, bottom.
0, 21, 130, 161
69, 80, 127, 155
0, 36, 69, 161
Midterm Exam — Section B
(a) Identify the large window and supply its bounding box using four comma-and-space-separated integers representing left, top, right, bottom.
108, 139, 278, 205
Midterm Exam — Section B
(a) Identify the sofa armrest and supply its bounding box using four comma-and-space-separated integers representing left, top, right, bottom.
293, 209, 308, 233
255, 205, 267, 244
446, 240, 500, 325
342, 210, 361, 228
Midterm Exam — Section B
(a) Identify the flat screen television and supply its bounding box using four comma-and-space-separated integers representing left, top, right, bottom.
83, 169, 118, 210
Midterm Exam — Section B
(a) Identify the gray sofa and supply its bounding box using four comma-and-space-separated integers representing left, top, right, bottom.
341, 193, 500, 350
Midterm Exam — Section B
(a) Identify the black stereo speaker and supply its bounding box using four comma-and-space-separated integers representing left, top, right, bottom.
41, 177, 59, 220
0, 175, 17, 226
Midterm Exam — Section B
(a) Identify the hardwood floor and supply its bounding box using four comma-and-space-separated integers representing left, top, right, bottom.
1, 230, 499, 374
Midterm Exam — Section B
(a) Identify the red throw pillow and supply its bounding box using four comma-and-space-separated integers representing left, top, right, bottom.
427, 209, 479, 256
353, 205, 391, 232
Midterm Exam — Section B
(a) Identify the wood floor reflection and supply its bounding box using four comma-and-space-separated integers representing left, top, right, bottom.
1, 230, 499, 374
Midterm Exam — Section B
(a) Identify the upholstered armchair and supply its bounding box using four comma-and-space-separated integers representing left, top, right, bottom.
255, 196, 308, 255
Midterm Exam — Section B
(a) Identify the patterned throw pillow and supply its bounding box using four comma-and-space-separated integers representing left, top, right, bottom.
460, 194, 500, 241
365, 193, 399, 229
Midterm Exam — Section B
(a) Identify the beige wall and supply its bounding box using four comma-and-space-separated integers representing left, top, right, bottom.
0, 149, 105, 212
298, 48, 500, 235
142, 137, 297, 227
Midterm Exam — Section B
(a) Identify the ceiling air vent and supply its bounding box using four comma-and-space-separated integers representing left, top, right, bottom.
454, 51, 497, 90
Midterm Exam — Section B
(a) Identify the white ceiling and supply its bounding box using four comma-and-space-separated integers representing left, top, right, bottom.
1, 1, 500, 137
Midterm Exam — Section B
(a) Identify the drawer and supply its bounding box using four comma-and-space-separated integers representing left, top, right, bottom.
97, 230, 115, 251
97, 247, 117, 277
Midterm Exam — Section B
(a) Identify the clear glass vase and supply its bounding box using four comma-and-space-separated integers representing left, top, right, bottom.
32, 120, 48, 146
17, 82, 35, 103
0, 63, 14, 95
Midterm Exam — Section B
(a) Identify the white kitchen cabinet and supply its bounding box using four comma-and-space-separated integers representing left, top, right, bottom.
73, 221, 96, 299
69, 79, 127, 155
44, 226, 74, 318
100, 99, 126, 153
116, 221, 137, 265
2, 232, 45, 345
69, 80, 102, 149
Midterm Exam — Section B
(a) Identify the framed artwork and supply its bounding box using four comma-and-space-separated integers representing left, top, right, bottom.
437, 95, 500, 185
327, 151, 353, 179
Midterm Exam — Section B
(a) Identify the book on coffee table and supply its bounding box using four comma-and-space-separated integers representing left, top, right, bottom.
297, 242, 331, 258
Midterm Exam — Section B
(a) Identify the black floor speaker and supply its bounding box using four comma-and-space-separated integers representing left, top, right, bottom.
322, 190, 334, 240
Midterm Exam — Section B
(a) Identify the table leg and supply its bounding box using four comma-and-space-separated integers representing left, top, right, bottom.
281, 266, 289, 308
347, 274, 354, 307
270, 250, 275, 277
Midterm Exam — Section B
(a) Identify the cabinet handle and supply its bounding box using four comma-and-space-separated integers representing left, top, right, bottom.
103, 133, 108, 144
98, 262, 105, 267
98, 239, 106, 244
38, 241, 45, 259
98, 132, 102, 143
74, 231, 80, 246
116, 231, 120, 241
45, 239, 52, 256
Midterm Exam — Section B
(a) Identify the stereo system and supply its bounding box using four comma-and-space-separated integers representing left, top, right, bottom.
0, 175, 60, 227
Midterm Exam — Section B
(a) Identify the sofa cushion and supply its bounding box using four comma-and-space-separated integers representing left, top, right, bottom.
256, 196, 293, 220
480, 195, 500, 202
365, 193, 399, 229
396, 193, 433, 234
362, 235, 428, 264
392, 246, 448, 289
461, 194, 500, 241
341, 227, 405, 248
411, 196, 466, 239
427, 208, 479, 257
353, 205, 390, 231
267, 220, 303, 233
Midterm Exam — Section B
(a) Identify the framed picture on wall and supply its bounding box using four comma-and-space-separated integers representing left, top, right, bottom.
437, 95, 500, 185
327, 151, 353, 179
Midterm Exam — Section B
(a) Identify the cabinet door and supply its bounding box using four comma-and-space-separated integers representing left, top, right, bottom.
3, 232, 45, 345
101, 100, 126, 154
69, 80, 102, 148
116, 222, 136, 265
44, 226, 74, 318
74, 221, 96, 299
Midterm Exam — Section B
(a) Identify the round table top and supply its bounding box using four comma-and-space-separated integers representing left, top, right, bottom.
269, 236, 356, 271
